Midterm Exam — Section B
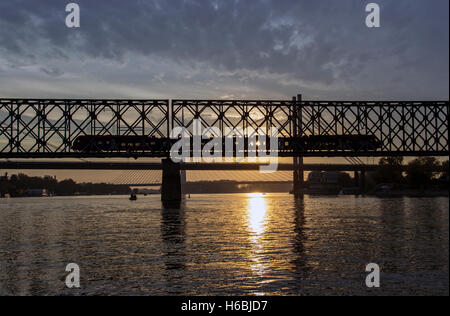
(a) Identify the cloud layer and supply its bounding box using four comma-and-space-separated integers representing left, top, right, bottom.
0, 0, 448, 100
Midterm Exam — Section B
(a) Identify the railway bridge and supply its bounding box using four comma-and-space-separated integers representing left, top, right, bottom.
1, 95, 448, 205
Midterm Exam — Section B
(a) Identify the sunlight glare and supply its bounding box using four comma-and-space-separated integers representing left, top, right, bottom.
247, 192, 264, 198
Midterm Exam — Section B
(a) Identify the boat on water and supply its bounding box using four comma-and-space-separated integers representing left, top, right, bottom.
129, 193, 137, 201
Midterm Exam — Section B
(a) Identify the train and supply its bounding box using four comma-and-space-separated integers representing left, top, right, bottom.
71, 134, 382, 153
71, 135, 173, 153
279, 135, 382, 152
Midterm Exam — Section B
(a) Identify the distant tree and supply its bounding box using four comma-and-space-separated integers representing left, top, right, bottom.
373, 157, 404, 184
42, 176, 58, 195
55, 179, 77, 196
405, 157, 441, 188
3, 173, 131, 197
337, 172, 353, 187
441, 160, 449, 181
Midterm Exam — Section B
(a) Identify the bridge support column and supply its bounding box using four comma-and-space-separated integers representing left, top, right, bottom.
293, 156, 305, 199
161, 158, 181, 208
354, 171, 360, 188
292, 94, 305, 199
360, 170, 366, 195
180, 168, 187, 198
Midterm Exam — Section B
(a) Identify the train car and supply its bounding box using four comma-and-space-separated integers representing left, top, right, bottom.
72, 134, 382, 154
279, 135, 382, 152
306, 135, 382, 151
71, 135, 173, 153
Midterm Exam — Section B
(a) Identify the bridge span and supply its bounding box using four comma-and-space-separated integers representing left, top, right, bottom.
1, 98, 448, 158
1, 95, 448, 205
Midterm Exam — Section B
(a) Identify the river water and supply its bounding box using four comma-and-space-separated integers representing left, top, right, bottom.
0, 194, 448, 296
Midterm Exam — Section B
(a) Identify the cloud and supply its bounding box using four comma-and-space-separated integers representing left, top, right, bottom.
0, 0, 448, 100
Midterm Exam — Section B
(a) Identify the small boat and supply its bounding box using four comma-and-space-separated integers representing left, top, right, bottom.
129, 194, 137, 201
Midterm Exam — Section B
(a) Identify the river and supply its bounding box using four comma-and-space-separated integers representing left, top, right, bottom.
0, 194, 448, 296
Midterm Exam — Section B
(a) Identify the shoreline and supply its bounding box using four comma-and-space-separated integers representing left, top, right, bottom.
1, 191, 448, 199
367, 190, 449, 198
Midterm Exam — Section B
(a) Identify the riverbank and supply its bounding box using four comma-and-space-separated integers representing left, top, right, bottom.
1, 189, 448, 199
368, 190, 449, 198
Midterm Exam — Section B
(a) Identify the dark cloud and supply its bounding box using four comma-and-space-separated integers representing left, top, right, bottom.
0, 0, 448, 99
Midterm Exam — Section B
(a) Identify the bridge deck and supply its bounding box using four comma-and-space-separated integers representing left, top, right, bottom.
0, 161, 378, 172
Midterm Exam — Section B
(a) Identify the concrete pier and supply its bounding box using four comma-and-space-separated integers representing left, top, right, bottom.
292, 94, 305, 199
180, 168, 187, 198
293, 156, 305, 199
360, 170, 366, 195
354, 170, 366, 195
354, 171, 360, 187
161, 159, 182, 208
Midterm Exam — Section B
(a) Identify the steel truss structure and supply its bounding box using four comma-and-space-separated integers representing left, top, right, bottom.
0, 98, 448, 158
0, 99, 169, 158
298, 101, 449, 156
172, 100, 449, 157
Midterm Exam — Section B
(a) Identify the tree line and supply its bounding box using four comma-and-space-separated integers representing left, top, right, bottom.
372, 157, 449, 188
0, 173, 131, 197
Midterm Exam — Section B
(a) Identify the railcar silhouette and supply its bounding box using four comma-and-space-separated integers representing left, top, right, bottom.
279, 135, 382, 152
72, 134, 382, 153
71, 135, 173, 153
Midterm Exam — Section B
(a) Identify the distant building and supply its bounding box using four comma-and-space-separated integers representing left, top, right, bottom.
27, 189, 48, 197
137, 188, 160, 195
306, 172, 352, 195
307, 171, 322, 184
322, 172, 340, 184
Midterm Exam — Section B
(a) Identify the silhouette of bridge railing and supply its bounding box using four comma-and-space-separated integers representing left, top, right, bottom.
0, 98, 448, 158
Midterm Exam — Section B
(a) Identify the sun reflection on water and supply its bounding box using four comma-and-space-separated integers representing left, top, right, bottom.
247, 194, 267, 236
246, 193, 268, 291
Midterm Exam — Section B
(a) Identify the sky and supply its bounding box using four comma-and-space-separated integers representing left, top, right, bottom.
0, 0, 449, 182
0, 0, 448, 101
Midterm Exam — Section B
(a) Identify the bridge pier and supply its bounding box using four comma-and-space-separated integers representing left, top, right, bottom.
354, 171, 360, 187
292, 94, 305, 199
293, 156, 305, 199
161, 158, 182, 208
354, 170, 366, 195
180, 168, 187, 198
360, 170, 366, 195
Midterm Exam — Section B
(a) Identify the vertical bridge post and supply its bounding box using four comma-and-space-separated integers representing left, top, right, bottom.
354, 171, 360, 187
360, 169, 366, 195
161, 158, 182, 207
293, 94, 305, 199
180, 167, 187, 198
353, 170, 366, 195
